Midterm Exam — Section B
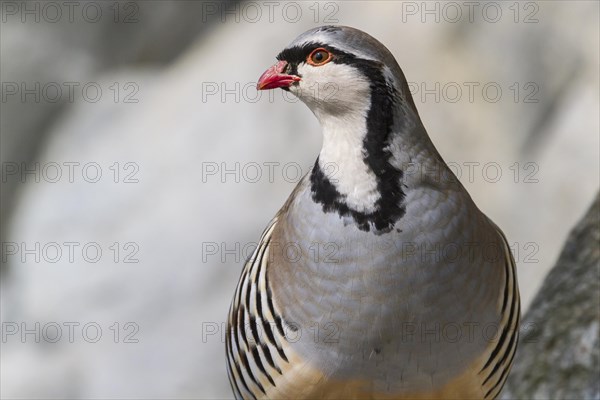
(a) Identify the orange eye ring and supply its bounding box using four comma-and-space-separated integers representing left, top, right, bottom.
307, 48, 332, 66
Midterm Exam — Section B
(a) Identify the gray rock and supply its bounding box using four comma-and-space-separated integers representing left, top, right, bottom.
503, 192, 600, 400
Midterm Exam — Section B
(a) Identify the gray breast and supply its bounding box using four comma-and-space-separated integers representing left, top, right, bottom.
266, 174, 505, 393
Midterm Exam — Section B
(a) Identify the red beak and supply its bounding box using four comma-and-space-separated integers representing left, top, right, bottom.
257, 61, 301, 90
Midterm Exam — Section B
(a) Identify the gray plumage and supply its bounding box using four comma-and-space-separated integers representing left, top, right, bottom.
226, 26, 520, 400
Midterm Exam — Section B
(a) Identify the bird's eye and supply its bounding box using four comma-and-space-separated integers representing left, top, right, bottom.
307, 48, 332, 66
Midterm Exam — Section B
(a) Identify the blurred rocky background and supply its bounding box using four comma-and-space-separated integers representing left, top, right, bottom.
1, 0, 598, 398
503, 192, 599, 399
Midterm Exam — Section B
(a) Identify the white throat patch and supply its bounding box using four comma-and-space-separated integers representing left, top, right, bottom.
291, 61, 382, 214
318, 113, 381, 214
314, 66, 380, 214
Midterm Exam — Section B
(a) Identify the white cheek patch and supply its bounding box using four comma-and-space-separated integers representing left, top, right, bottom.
291, 62, 381, 214
294, 62, 371, 118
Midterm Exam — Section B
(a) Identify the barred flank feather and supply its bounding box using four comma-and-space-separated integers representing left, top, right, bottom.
226, 218, 290, 400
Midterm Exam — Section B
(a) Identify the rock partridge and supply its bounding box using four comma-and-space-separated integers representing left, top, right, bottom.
225, 25, 520, 400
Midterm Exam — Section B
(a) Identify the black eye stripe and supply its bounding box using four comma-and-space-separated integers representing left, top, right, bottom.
276, 42, 351, 65
276, 42, 314, 64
